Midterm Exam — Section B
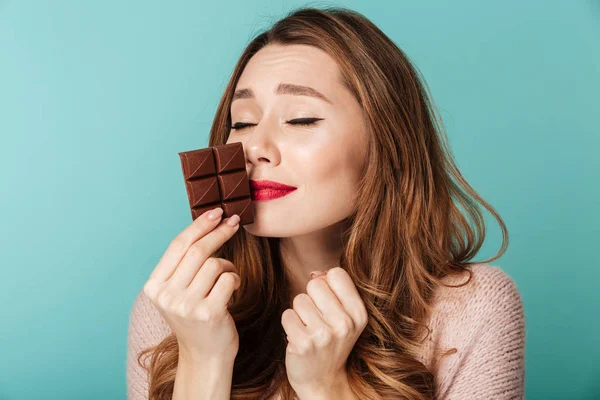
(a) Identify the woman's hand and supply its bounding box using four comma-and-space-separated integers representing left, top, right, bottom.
142, 208, 242, 364
281, 267, 368, 398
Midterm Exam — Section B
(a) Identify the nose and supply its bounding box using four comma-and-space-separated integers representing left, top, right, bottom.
242, 118, 281, 168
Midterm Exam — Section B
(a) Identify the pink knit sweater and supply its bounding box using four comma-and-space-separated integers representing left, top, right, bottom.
127, 263, 526, 399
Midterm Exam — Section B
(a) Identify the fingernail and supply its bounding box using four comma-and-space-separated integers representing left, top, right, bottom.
207, 207, 223, 220
310, 270, 327, 278
227, 214, 240, 226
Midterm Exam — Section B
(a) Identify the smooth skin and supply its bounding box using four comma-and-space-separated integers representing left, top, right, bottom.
143, 42, 370, 399
143, 208, 242, 399
228, 43, 369, 398
282, 269, 368, 399
142, 205, 367, 399
229, 43, 369, 301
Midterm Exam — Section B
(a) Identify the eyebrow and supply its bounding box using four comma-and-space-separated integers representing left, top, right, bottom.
232, 83, 333, 104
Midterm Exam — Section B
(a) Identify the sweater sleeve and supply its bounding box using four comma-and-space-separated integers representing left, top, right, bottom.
437, 266, 526, 400
126, 289, 172, 400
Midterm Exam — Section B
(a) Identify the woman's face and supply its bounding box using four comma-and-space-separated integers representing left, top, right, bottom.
226, 44, 368, 238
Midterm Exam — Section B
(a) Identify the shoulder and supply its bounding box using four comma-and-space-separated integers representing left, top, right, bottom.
424, 264, 526, 399
419, 263, 526, 368
432, 262, 524, 320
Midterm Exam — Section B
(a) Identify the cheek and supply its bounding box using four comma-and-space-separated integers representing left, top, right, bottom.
297, 145, 360, 204
296, 144, 340, 182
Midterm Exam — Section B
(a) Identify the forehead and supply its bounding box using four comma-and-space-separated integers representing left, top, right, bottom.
235, 44, 343, 96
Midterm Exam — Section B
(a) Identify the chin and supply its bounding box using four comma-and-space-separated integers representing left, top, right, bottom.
242, 213, 347, 238
241, 214, 311, 238
242, 222, 295, 238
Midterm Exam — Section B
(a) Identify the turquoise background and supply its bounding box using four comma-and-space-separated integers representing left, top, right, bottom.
1, 0, 598, 399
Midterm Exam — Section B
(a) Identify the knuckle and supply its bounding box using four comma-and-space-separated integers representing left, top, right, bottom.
143, 280, 157, 299
334, 318, 353, 337
317, 327, 333, 344
204, 257, 222, 274
156, 289, 174, 308
218, 258, 235, 269
195, 305, 227, 323
220, 272, 237, 286
186, 242, 206, 259
168, 237, 187, 255
217, 227, 232, 241
306, 277, 323, 292
174, 301, 192, 318
194, 306, 212, 322
292, 293, 310, 309
296, 338, 311, 353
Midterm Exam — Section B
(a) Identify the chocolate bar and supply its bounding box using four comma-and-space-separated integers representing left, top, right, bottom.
178, 142, 254, 225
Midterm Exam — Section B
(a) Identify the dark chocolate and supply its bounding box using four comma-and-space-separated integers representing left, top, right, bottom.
179, 142, 254, 225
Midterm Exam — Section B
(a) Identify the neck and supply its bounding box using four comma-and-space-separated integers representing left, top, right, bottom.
279, 218, 351, 301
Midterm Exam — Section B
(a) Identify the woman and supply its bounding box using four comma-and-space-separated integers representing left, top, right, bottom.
127, 6, 525, 400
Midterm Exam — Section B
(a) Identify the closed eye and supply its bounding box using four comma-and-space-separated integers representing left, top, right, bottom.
230, 118, 324, 131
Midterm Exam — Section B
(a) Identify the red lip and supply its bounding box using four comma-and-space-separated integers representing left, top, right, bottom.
250, 180, 297, 201
249, 180, 297, 190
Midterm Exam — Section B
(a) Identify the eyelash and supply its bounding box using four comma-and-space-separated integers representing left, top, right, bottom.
230, 118, 323, 131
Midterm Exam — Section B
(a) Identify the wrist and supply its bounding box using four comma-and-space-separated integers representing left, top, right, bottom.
178, 350, 236, 368
297, 375, 357, 400
174, 353, 235, 400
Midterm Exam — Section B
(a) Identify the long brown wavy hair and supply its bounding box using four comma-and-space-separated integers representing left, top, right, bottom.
137, 5, 508, 400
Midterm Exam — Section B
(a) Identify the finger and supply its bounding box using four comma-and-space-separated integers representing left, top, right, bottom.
291, 293, 325, 330
149, 207, 224, 283
168, 216, 240, 288
321, 267, 367, 327
187, 257, 237, 299
306, 277, 349, 327
206, 271, 241, 308
281, 308, 309, 343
